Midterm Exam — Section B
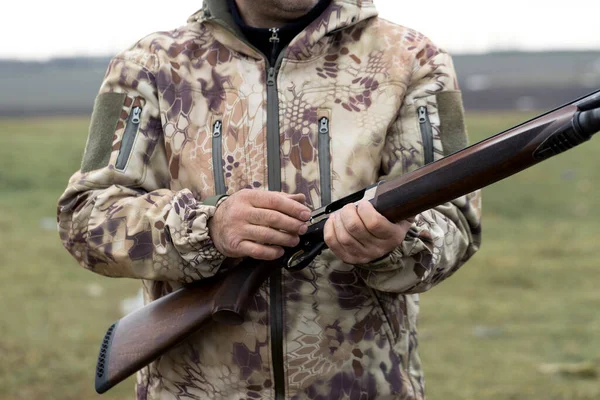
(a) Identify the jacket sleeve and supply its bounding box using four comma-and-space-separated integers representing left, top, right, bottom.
57, 43, 225, 283
355, 47, 482, 294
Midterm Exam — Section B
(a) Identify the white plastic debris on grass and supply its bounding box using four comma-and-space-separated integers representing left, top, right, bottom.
39, 217, 58, 231
472, 325, 505, 338
86, 283, 104, 298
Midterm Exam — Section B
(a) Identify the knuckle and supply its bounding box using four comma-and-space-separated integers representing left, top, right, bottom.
364, 217, 383, 233
265, 211, 280, 226
344, 217, 361, 233
227, 237, 242, 252
338, 234, 354, 247
255, 227, 270, 243
266, 194, 281, 210
250, 209, 264, 224
236, 189, 250, 200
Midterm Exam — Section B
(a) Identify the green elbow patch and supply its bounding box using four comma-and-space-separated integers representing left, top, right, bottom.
81, 92, 127, 173
436, 91, 468, 156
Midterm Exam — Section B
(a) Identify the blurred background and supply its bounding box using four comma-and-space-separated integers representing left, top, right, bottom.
1, 1, 599, 399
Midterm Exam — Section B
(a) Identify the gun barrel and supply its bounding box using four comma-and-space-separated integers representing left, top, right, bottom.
577, 107, 600, 136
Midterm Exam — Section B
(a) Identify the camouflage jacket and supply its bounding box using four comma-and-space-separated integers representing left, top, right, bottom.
57, 0, 482, 399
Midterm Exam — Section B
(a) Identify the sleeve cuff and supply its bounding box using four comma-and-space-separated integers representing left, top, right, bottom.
166, 190, 227, 265
355, 222, 434, 272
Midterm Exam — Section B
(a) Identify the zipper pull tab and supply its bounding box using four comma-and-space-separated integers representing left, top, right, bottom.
269, 28, 280, 44
131, 106, 142, 124
268, 28, 280, 66
213, 120, 222, 137
319, 117, 329, 134
267, 67, 276, 86
418, 106, 428, 123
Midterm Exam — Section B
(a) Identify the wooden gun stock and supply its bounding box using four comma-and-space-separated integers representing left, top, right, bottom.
95, 257, 280, 393
95, 89, 600, 394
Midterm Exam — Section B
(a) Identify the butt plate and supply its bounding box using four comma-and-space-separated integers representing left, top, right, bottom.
95, 322, 118, 394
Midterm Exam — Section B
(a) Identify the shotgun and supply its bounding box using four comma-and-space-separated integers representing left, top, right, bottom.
95, 89, 600, 394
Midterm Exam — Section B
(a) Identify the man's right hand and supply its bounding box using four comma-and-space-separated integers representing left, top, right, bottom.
207, 189, 311, 260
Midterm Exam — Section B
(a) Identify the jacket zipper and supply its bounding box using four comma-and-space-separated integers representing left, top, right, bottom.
417, 106, 434, 165
203, 16, 287, 399
266, 29, 282, 192
318, 116, 332, 206
267, 27, 287, 400
212, 119, 226, 195
115, 105, 142, 170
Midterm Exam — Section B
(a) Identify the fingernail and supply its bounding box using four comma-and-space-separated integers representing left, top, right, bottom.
300, 211, 311, 221
299, 224, 308, 235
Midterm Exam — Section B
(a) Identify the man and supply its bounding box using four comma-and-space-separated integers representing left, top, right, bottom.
58, 0, 482, 398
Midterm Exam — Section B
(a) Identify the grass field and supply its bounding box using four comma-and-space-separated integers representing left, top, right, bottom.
0, 113, 599, 400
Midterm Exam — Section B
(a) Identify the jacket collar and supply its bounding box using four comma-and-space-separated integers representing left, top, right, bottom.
188, 0, 378, 61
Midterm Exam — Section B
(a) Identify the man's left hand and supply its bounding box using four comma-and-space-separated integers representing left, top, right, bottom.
323, 200, 414, 264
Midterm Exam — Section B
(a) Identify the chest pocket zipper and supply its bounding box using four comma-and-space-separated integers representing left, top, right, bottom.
417, 106, 434, 165
116, 106, 142, 171
212, 119, 226, 195
318, 115, 332, 206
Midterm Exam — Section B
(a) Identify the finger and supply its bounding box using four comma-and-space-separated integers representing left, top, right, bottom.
388, 219, 414, 245
324, 214, 343, 257
356, 200, 399, 239
247, 208, 308, 235
333, 211, 367, 255
283, 192, 307, 205
236, 241, 285, 260
328, 213, 369, 264
396, 219, 414, 233
338, 204, 373, 246
249, 191, 311, 221
242, 224, 300, 248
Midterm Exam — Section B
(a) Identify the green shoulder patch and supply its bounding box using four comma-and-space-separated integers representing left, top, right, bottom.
81, 92, 127, 173
436, 91, 469, 156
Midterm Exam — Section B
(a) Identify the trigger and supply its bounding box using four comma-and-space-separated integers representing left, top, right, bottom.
285, 242, 327, 272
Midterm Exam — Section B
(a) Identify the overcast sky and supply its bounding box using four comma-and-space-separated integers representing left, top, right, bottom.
3, 0, 599, 60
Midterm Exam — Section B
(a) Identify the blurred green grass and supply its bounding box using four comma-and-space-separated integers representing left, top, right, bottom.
0, 114, 599, 399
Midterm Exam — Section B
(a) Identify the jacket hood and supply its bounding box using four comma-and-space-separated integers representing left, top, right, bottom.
188, 0, 379, 61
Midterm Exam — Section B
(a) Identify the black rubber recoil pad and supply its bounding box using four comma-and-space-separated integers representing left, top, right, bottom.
95, 322, 118, 394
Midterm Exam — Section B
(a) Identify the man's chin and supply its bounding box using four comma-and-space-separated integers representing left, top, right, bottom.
272, 0, 320, 16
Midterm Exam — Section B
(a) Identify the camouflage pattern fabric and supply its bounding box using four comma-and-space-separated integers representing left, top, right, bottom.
57, 0, 482, 398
